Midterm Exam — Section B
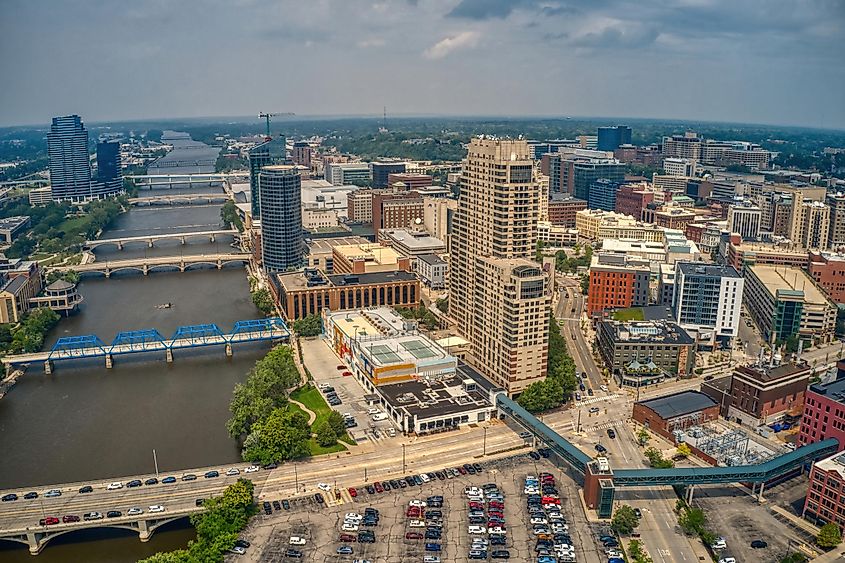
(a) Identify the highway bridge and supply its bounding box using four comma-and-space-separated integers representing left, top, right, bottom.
55, 252, 251, 277
1, 317, 289, 373
126, 173, 248, 189
128, 193, 231, 206
84, 229, 238, 250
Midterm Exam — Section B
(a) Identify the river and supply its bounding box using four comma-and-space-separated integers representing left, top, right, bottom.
0, 135, 263, 562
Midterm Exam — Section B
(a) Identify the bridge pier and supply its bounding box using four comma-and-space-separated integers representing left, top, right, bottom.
116, 241, 123, 251
27, 531, 43, 555
138, 519, 151, 542
216, 259, 222, 269
105, 354, 113, 369
44, 360, 53, 375
147, 239, 154, 248
209, 234, 215, 243
685, 484, 695, 504
143, 265, 149, 276
166, 349, 173, 363
225, 343, 233, 357
180, 236, 186, 245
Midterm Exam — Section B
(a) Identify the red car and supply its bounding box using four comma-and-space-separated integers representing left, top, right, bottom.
489, 502, 504, 509
374, 482, 384, 493
348, 487, 357, 498
342, 371, 352, 377
406, 508, 422, 517
39, 517, 59, 526
488, 511, 504, 518
62, 515, 80, 523
336, 365, 346, 370
339, 533, 357, 542
468, 502, 484, 509
405, 531, 423, 540
457, 466, 467, 475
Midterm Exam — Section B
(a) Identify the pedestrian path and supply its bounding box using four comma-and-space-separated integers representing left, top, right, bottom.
289, 398, 317, 425
575, 393, 619, 407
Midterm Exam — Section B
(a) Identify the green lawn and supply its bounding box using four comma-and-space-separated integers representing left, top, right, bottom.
288, 385, 355, 455
613, 308, 645, 322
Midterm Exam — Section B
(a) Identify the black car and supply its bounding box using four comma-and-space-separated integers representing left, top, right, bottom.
284, 548, 303, 558
106, 510, 122, 518
364, 507, 379, 515
464, 463, 476, 475
282, 499, 290, 510
181, 474, 197, 481
144, 478, 159, 486
1, 494, 17, 502
382, 481, 391, 491
127, 479, 142, 488
750, 539, 768, 549
529, 451, 541, 460
435, 471, 445, 480
413, 475, 423, 485
426, 510, 442, 518
262, 501, 271, 510
272, 500, 282, 510
492, 550, 511, 559
204, 470, 219, 479
397, 479, 407, 488
23, 492, 37, 500
607, 428, 616, 439
196, 498, 205, 506
389, 479, 400, 488
425, 530, 441, 540
538, 448, 552, 458
314, 493, 325, 504
358, 532, 375, 543
595, 444, 607, 453
78, 486, 93, 494
234, 539, 251, 548
633, 508, 642, 518
406, 476, 416, 486
366, 485, 376, 494
263, 462, 278, 470
490, 536, 507, 546
473, 463, 483, 473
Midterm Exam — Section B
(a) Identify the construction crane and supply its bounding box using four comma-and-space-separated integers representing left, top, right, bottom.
258, 112, 295, 137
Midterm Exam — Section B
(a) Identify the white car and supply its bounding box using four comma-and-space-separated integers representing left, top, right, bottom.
600, 385, 609, 392
409, 500, 427, 507
289, 537, 307, 546
371, 413, 388, 421
226, 468, 240, 476
468, 526, 486, 534
408, 519, 426, 528
530, 517, 548, 525
489, 527, 506, 535
464, 487, 482, 496
345, 512, 362, 521
367, 407, 380, 415
718, 559, 736, 563
148, 505, 165, 513
419, 473, 431, 483
317, 483, 332, 492
127, 507, 144, 516
228, 546, 246, 555
341, 523, 359, 532
244, 465, 260, 473
711, 538, 727, 550
106, 482, 123, 490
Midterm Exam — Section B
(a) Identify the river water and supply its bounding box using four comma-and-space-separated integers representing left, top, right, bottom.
0, 136, 264, 561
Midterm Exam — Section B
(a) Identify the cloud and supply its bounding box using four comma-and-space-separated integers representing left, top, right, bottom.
447, 0, 529, 20
423, 30, 481, 59
570, 23, 659, 49
358, 37, 386, 48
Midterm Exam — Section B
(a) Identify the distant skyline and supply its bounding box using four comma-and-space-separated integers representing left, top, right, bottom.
1, 0, 843, 129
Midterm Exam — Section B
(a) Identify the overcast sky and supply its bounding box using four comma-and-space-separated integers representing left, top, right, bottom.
1, 0, 843, 129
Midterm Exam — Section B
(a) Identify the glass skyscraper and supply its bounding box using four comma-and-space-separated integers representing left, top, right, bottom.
248, 136, 286, 218
95, 140, 123, 196
47, 115, 93, 202
258, 165, 303, 272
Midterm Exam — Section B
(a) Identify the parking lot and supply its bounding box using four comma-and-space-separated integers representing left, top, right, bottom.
232, 453, 602, 562
695, 483, 808, 563
300, 337, 402, 445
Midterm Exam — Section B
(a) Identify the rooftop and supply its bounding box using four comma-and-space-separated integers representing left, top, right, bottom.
638, 390, 717, 420
734, 362, 812, 385
747, 265, 831, 305
0, 215, 30, 230
307, 236, 371, 255
417, 254, 447, 266
601, 319, 694, 345
808, 377, 845, 405
334, 243, 403, 266
359, 333, 451, 368
378, 369, 492, 420
380, 229, 446, 251
677, 262, 742, 278
277, 269, 417, 291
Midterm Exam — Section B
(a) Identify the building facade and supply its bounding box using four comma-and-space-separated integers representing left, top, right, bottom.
547, 194, 587, 226
597, 320, 696, 380
95, 140, 123, 194
809, 252, 845, 304
727, 362, 811, 426
799, 379, 845, 451
258, 165, 304, 272
449, 137, 549, 395
587, 252, 650, 317
672, 263, 744, 347
596, 125, 632, 152
727, 202, 762, 241
370, 161, 407, 188
248, 136, 286, 218
587, 179, 623, 212
416, 254, 448, 289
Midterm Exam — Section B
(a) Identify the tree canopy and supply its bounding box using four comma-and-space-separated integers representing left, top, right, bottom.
517, 316, 578, 413
611, 505, 640, 535
241, 408, 311, 464
292, 314, 322, 337
817, 522, 842, 548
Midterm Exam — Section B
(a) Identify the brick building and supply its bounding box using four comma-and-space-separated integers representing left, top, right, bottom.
547, 194, 587, 227
615, 184, 654, 219
727, 362, 811, 426
798, 376, 845, 451
387, 173, 433, 190
372, 191, 425, 230
809, 251, 845, 304
587, 252, 650, 317
633, 391, 720, 442
802, 451, 845, 528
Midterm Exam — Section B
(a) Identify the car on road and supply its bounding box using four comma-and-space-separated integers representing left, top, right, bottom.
144, 478, 158, 486
39, 517, 59, 526
2, 494, 17, 502
342, 371, 352, 377
181, 474, 197, 481
263, 462, 278, 470
226, 468, 240, 476
633, 507, 642, 518
575, 392, 582, 401
127, 507, 144, 516
245, 465, 260, 473
587, 388, 594, 396
161, 476, 177, 484
750, 540, 768, 549
204, 470, 219, 479
607, 428, 616, 439
595, 443, 607, 453
126, 480, 142, 488
284, 549, 303, 558
149, 505, 165, 513
348, 487, 357, 498
289, 536, 306, 545
336, 365, 346, 370
84, 512, 104, 520
106, 482, 123, 490
337, 546, 354, 555
106, 510, 122, 518
589, 406, 600, 413
43, 489, 61, 498
78, 486, 93, 493
718, 559, 736, 563
600, 385, 609, 392
62, 515, 80, 523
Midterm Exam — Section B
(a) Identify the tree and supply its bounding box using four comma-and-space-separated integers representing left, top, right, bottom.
580, 273, 589, 295
628, 539, 654, 563
220, 200, 244, 232
241, 408, 311, 464
292, 314, 322, 337
251, 288, 274, 315
817, 522, 842, 548
327, 410, 346, 438
677, 506, 707, 536
611, 505, 639, 535
645, 447, 674, 469
517, 378, 564, 413
435, 297, 448, 314
676, 443, 692, 458
637, 428, 651, 446
314, 420, 338, 447
780, 553, 809, 563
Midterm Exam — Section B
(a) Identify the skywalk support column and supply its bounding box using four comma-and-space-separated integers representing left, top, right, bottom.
105, 353, 113, 369
44, 360, 53, 375
166, 349, 173, 363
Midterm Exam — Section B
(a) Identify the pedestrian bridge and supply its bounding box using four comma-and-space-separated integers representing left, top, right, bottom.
57, 252, 251, 277
127, 172, 248, 188
129, 193, 231, 206
84, 229, 238, 250
1, 317, 289, 373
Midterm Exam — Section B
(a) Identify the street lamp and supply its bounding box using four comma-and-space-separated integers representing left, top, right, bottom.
482, 427, 488, 456
402, 443, 406, 473
152, 449, 159, 478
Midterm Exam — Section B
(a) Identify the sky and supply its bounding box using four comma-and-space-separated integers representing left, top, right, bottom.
1, 0, 844, 129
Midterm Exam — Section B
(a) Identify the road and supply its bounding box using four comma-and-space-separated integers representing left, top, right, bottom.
555, 275, 603, 390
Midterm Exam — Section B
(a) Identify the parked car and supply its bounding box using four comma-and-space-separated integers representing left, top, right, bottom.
62, 515, 80, 523
39, 517, 59, 526
2, 494, 18, 502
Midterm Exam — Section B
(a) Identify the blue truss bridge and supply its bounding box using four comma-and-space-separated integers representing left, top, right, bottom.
1, 318, 290, 374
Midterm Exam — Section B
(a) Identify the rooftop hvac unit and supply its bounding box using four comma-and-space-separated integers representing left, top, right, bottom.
462, 379, 477, 392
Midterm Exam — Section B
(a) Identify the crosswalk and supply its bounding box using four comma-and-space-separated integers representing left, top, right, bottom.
574, 393, 619, 407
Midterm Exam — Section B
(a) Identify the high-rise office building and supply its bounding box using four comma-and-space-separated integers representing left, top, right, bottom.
258, 165, 304, 272
96, 140, 123, 194
449, 137, 550, 395
726, 201, 762, 241
596, 126, 632, 152
370, 161, 406, 188
672, 263, 744, 347
588, 179, 623, 212
292, 141, 312, 169
827, 192, 845, 249
248, 136, 287, 218
47, 115, 93, 202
